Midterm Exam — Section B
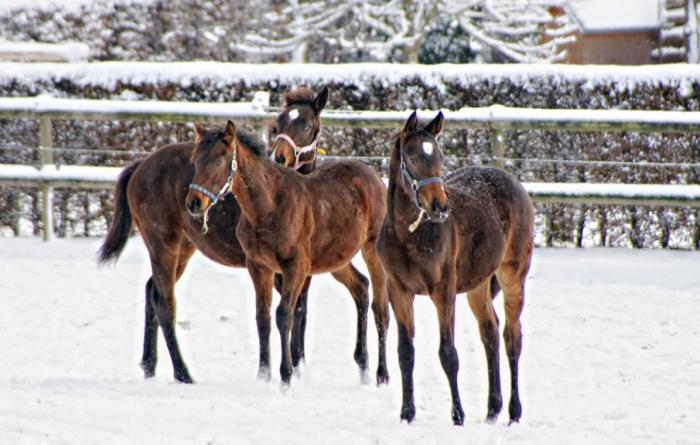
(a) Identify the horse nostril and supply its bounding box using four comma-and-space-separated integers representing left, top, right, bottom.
432, 199, 442, 213
187, 197, 201, 215
276, 154, 286, 165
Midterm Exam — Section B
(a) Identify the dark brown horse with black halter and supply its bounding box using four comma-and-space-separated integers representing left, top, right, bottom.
378, 111, 534, 425
98, 87, 356, 383
185, 119, 390, 385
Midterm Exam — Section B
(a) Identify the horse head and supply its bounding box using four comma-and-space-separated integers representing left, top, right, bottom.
269, 86, 328, 174
185, 120, 237, 224
396, 111, 449, 226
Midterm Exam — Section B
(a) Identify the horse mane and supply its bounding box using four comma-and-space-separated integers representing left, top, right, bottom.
284, 87, 316, 107
236, 129, 266, 157
198, 126, 265, 158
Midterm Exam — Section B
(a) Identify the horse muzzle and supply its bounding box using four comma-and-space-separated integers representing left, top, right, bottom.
427, 198, 450, 223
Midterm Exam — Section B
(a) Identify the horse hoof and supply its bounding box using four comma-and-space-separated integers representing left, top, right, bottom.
400, 405, 415, 423
509, 398, 522, 424
140, 361, 156, 379
175, 374, 194, 384
280, 380, 292, 393
452, 406, 465, 426
257, 366, 271, 382
360, 369, 371, 385
485, 413, 498, 424
376, 369, 390, 386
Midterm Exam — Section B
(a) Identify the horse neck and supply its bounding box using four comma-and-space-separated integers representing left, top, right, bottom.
231, 146, 278, 222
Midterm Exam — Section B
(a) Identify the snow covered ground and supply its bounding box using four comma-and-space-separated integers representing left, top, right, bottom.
0, 237, 698, 444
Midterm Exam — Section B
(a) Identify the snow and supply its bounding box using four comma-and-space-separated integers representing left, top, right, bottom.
0, 0, 155, 13
567, 0, 660, 33
1, 62, 699, 94
0, 41, 89, 63
525, 182, 700, 200
0, 164, 121, 187
0, 238, 699, 444
0, 96, 269, 121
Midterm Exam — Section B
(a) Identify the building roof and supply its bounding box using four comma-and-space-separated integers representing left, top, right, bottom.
566, 0, 660, 33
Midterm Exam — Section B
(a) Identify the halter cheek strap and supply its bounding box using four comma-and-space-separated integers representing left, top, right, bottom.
270, 132, 320, 171
399, 153, 444, 232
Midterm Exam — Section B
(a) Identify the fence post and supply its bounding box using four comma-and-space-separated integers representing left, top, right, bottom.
252, 90, 270, 145
490, 128, 505, 169
39, 116, 53, 241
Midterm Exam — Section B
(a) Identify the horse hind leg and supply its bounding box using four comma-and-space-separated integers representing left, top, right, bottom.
331, 264, 370, 380
467, 277, 503, 423
140, 239, 195, 380
293, 277, 311, 369
145, 239, 195, 383
496, 251, 532, 424
140, 277, 159, 378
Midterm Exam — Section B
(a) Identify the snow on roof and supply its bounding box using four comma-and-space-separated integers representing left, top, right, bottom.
566, 0, 661, 33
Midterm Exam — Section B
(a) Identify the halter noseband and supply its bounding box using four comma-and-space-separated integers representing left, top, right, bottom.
270, 132, 320, 171
399, 152, 444, 232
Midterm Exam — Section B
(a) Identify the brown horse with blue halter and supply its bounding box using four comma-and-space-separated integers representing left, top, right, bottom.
98, 87, 371, 383
378, 111, 534, 425
185, 119, 391, 386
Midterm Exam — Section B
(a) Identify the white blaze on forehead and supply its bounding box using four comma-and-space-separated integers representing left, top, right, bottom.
422, 141, 434, 155
288, 109, 299, 121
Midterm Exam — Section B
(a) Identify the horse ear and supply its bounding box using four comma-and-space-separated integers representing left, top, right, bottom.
312, 86, 329, 113
426, 111, 444, 137
222, 120, 237, 147
193, 122, 206, 142
402, 111, 419, 135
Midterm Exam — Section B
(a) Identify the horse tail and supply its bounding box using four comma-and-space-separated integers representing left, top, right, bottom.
97, 160, 141, 265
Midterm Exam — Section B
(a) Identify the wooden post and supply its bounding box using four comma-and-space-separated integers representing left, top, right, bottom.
39, 116, 53, 241
490, 128, 505, 169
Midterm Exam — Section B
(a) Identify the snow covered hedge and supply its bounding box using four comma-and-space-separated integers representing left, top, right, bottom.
0, 62, 699, 248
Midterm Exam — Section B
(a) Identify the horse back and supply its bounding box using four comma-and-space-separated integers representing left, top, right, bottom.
303, 160, 387, 270
445, 166, 533, 240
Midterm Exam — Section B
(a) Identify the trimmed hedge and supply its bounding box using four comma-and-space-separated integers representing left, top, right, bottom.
0, 63, 698, 248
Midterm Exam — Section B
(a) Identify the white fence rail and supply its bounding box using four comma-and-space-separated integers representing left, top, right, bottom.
1, 95, 700, 240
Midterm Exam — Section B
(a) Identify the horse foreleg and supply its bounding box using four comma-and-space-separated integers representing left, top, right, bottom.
249, 261, 274, 381
362, 242, 390, 385
388, 281, 416, 422
331, 264, 370, 379
468, 278, 503, 423
432, 289, 464, 426
276, 261, 308, 385
275, 273, 310, 369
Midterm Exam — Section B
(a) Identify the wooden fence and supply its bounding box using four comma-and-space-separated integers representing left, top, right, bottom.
1, 94, 700, 240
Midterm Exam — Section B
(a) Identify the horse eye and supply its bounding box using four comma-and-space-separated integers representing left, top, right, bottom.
216, 157, 225, 167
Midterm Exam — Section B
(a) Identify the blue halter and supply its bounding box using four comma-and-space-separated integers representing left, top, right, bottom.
188, 151, 238, 207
